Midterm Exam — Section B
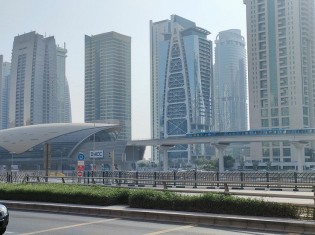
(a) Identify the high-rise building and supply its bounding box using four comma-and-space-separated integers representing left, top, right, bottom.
9, 31, 71, 128
85, 31, 131, 141
0, 56, 11, 129
244, 0, 315, 169
150, 15, 213, 164
214, 29, 248, 131
0, 55, 3, 129
56, 45, 72, 123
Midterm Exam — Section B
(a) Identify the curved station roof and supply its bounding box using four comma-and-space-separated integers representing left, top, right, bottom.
0, 123, 118, 154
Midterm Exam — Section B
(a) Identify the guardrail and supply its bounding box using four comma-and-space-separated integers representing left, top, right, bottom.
2, 170, 315, 190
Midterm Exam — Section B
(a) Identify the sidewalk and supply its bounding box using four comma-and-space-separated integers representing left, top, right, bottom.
1, 200, 315, 234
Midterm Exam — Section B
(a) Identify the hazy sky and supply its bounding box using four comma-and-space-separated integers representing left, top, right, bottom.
0, 0, 247, 146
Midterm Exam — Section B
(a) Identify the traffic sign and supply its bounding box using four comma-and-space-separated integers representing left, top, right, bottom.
78, 165, 85, 171
77, 171, 83, 177
78, 152, 85, 161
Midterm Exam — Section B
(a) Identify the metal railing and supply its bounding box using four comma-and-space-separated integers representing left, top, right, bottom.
2, 170, 315, 189
1, 170, 315, 220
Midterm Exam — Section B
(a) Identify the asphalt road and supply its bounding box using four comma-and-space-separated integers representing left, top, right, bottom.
6, 210, 293, 235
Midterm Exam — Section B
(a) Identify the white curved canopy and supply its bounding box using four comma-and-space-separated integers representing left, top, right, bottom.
0, 123, 117, 154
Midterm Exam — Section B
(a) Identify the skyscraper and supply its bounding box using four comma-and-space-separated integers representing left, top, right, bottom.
150, 15, 213, 164
56, 45, 72, 123
85, 31, 131, 141
214, 29, 248, 131
244, 0, 315, 169
0, 56, 11, 129
9, 31, 71, 128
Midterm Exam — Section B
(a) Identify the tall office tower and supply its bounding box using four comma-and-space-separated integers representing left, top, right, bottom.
214, 29, 248, 131
56, 45, 72, 123
0, 55, 3, 129
85, 32, 131, 141
150, 15, 213, 164
64, 78, 72, 123
0, 56, 11, 129
244, 0, 315, 169
9, 31, 70, 128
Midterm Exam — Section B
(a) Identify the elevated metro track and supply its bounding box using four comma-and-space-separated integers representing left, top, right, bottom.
128, 128, 315, 146
127, 129, 315, 173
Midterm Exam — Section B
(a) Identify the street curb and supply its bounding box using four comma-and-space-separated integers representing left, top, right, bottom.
3, 201, 315, 234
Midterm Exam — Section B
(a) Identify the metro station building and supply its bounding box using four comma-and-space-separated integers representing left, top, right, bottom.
0, 123, 145, 171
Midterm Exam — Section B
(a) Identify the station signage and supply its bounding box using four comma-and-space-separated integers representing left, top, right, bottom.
90, 150, 104, 159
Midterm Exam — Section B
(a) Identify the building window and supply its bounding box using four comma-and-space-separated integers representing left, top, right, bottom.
283, 148, 291, 157
273, 148, 280, 157
261, 119, 269, 127
282, 117, 289, 126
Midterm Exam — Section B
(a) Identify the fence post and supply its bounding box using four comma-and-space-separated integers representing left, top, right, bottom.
266, 172, 269, 189
153, 172, 157, 187
294, 172, 298, 191
118, 171, 122, 186
193, 170, 197, 188
173, 171, 176, 186
216, 171, 220, 187
240, 172, 244, 189
87, 171, 90, 184
313, 186, 315, 220
135, 171, 138, 185
102, 171, 105, 184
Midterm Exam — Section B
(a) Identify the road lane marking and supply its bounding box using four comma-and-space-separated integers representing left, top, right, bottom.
145, 224, 196, 235
19, 218, 119, 235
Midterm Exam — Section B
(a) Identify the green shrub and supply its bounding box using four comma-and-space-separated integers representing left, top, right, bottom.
129, 191, 301, 219
0, 183, 129, 206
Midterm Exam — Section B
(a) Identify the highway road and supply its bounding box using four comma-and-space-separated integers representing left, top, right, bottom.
6, 210, 292, 235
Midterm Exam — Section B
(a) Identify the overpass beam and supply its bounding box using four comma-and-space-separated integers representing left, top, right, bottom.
290, 141, 307, 173
213, 143, 229, 173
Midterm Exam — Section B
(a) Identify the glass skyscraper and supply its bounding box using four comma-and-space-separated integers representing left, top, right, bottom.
244, 0, 315, 169
214, 29, 248, 131
150, 15, 213, 164
85, 32, 131, 141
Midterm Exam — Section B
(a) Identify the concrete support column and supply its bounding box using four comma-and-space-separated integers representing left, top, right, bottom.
291, 141, 307, 173
158, 145, 174, 172
213, 143, 229, 173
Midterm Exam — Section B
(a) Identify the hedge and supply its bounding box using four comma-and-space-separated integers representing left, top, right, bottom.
0, 183, 301, 219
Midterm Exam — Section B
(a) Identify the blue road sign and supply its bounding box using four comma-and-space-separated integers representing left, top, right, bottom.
78, 153, 85, 161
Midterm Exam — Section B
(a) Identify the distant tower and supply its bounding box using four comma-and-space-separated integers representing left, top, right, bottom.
0, 56, 11, 129
9, 31, 71, 128
56, 46, 71, 123
85, 31, 131, 140
150, 15, 213, 163
244, 0, 315, 169
214, 29, 248, 131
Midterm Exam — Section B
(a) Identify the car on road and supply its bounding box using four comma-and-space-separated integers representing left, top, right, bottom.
0, 204, 9, 235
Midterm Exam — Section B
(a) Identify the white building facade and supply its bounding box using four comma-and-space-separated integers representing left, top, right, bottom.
244, 0, 315, 169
